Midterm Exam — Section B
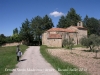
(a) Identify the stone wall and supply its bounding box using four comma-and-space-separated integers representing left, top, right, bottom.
47, 39, 62, 47
42, 32, 62, 47
77, 29, 87, 44
2, 42, 22, 47
42, 32, 48, 45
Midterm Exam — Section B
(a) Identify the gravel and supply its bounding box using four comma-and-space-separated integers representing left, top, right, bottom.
10, 46, 60, 75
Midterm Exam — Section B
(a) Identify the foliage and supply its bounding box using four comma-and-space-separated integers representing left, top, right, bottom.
57, 8, 81, 28
42, 15, 54, 30
19, 19, 33, 45
83, 16, 100, 35
31, 16, 43, 41
31, 15, 54, 41
13, 28, 18, 34
93, 35, 100, 58
11, 34, 21, 42
80, 34, 95, 51
63, 38, 74, 50
40, 45, 89, 75
57, 16, 67, 28
0, 34, 6, 45
66, 8, 81, 26
80, 34, 100, 51
80, 34, 100, 58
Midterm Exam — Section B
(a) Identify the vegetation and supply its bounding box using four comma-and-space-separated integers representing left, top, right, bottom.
80, 34, 100, 58
0, 45, 28, 75
40, 45, 89, 75
73, 44, 85, 48
30, 15, 54, 45
63, 38, 75, 53
83, 16, 100, 35
57, 8, 81, 28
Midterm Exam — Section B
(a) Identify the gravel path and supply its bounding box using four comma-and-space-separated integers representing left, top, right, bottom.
10, 46, 60, 75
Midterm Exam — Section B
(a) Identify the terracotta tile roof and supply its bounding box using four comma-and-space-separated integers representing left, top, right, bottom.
47, 25, 87, 33
47, 28, 66, 32
70, 26, 87, 30
47, 27, 77, 33
65, 28, 77, 33
48, 34, 62, 39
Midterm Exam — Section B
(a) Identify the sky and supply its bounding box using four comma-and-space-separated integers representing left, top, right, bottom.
0, 0, 100, 36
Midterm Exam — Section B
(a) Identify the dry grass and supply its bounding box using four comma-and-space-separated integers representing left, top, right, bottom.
48, 47, 100, 75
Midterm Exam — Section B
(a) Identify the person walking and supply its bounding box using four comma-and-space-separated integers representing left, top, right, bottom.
16, 45, 22, 62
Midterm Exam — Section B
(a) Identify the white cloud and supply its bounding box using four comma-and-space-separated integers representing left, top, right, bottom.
50, 11, 65, 17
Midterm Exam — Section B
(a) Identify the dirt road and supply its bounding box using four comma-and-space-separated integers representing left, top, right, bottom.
10, 46, 60, 75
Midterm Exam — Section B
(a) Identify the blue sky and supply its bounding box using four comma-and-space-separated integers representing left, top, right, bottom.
0, 0, 100, 36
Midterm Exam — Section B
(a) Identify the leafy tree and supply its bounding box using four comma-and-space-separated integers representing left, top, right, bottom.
42, 15, 54, 30
13, 28, 18, 34
93, 35, 100, 58
80, 34, 100, 58
11, 34, 21, 42
12, 28, 21, 42
19, 19, 33, 45
83, 17, 100, 35
57, 8, 81, 28
63, 39, 69, 47
83, 15, 88, 27
63, 38, 74, 53
31, 15, 54, 41
57, 16, 67, 28
0, 34, 6, 45
31, 16, 43, 41
65, 8, 81, 26
80, 34, 97, 52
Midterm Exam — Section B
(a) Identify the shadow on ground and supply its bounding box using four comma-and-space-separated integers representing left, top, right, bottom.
93, 57, 100, 59
82, 50, 93, 52
20, 59, 27, 61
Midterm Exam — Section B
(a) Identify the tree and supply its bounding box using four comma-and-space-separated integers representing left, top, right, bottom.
83, 17, 100, 35
12, 28, 21, 42
93, 35, 100, 58
19, 19, 33, 45
57, 16, 67, 28
57, 8, 81, 28
80, 34, 100, 58
31, 16, 43, 42
31, 15, 54, 41
63, 38, 74, 53
83, 15, 89, 27
13, 28, 18, 34
65, 8, 81, 26
80, 34, 97, 52
11, 34, 21, 42
42, 15, 54, 30
0, 34, 6, 45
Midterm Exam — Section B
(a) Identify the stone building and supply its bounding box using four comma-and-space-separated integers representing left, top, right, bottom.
42, 21, 87, 47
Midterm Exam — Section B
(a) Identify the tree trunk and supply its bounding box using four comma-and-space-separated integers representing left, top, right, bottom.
95, 50, 98, 58
89, 46, 92, 52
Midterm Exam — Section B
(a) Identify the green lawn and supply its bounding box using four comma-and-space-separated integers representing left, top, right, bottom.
0, 45, 28, 75
40, 45, 89, 75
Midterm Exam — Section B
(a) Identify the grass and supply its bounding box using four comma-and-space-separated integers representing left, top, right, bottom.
64, 44, 85, 50
40, 45, 89, 75
47, 47, 62, 49
73, 44, 86, 48
0, 45, 28, 75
